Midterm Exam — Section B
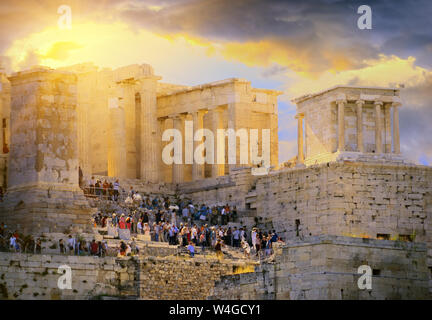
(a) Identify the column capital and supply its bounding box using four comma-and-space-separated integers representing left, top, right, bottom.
356, 99, 365, 106
295, 112, 304, 119
335, 99, 347, 105
392, 102, 402, 108
211, 106, 225, 113
169, 113, 187, 120
374, 100, 384, 106
191, 109, 208, 116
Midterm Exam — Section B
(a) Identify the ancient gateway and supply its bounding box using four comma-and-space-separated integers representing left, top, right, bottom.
0, 63, 431, 300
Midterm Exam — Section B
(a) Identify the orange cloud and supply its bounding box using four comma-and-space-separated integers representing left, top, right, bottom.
43, 41, 83, 61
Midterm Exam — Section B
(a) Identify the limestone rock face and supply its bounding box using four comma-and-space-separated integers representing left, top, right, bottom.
0, 67, 94, 235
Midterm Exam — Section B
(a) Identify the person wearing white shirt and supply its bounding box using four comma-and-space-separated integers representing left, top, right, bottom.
67, 235, 75, 254
251, 228, 257, 252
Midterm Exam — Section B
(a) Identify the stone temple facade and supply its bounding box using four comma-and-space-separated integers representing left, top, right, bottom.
0, 63, 431, 300
54, 63, 280, 184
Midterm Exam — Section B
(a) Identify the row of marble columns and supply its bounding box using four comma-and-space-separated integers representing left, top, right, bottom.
107, 81, 160, 183
336, 99, 401, 154
295, 100, 401, 163
161, 107, 226, 184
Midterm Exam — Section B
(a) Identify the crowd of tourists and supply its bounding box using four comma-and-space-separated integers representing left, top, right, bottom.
0, 223, 43, 254
92, 187, 284, 259
85, 176, 121, 201
0, 178, 285, 259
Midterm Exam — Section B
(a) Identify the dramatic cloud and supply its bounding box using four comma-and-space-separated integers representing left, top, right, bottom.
0, 0, 431, 164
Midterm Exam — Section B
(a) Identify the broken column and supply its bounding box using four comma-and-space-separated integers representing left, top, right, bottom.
0, 67, 94, 234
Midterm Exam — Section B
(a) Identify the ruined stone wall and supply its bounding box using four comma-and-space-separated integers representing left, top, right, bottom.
137, 255, 252, 300
0, 252, 256, 300
210, 236, 430, 300
178, 167, 257, 209
0, 253, 138, 300
254, 162, 432, 268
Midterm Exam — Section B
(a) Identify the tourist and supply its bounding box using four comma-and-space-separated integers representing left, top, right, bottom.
199, 231, 206, 253
125, 215, 131, 230
119, 214, 126, 229
264, 236, 272, 257
232, 227, 240, 248
9, 233, 18, 252
251, 228, 257, 252
112, 180, 119, 201
95, 180, 101, 196
221, 206, 227, 225
215, 239, 223, 260
128, 186, 135, 197
143, 223, 151, 240
187, 241, 195, 257
89, 176, 96, 195
0, 222, 5, 237
90, 239, 99, 256
99, 241, 107, 257
182, 206, 189, 223
59, 239, 65, 254
67, 235, 75, 254
191, 224, 198, 245
240, 227, 246, 242
130, 238, 139, 255
255, 234, 262, 258
241, 239, 251, 258
119, 241, 127, 256
226, 227, 232, 246
35, 238, 42, 254
137, 219, 143, 235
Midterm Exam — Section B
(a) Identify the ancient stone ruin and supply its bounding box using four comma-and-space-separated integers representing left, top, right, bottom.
0, 63, 431, 300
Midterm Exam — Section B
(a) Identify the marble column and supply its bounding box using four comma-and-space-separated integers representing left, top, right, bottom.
139, 76, 159, 183
374, 101, 383, 154
172, 114, 186, 183
108, 98, 127, 178
211, 108, 224, 178
295, 113, 305, 163
158, 117, 167, 182
356, 100, 364, 153
192, 110, 206, 181
384, 104, 392, 153
337, 99, 346, 152
393, 102, 401, 154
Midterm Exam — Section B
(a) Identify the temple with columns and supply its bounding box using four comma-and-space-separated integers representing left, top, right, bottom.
57, 63, 280, 185
292, 86, 406, 166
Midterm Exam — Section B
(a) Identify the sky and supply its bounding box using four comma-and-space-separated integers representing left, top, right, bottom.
0, 0, 431, 164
